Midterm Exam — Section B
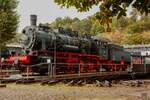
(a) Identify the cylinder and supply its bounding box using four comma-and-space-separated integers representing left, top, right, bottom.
30, 15, 37, 26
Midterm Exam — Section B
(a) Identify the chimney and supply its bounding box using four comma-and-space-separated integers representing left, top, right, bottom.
30, 15, 37, 26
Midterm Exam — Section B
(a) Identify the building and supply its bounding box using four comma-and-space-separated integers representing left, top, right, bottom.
124, 44, 150, 64
124, 44, 150, 56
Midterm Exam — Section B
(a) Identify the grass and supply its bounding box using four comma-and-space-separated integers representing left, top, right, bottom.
0, 83, 148, 100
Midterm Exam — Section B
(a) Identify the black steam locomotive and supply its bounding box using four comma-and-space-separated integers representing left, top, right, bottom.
20, 15, 131, 63
2, 15, 131, 74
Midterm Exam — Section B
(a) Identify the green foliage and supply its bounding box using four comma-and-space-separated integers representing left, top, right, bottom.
49, 12, 150, 45
126, 19, 150, 34
54, 0, 99, 12
71, 21, 81, 31
123, 33, 150, 45
7, 33, 22, 44
91, 24, 105, 35
111, 17, 129, 30
79, 19, 92, 34
49, 16, 105, 35
54, 0, 150, 30
0, 0, 18, 48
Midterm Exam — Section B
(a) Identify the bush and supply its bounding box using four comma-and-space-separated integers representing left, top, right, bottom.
126, 21, 150, 34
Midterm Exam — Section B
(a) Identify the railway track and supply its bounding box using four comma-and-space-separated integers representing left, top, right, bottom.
22, 71, 128, 81
0, 69, 150, 84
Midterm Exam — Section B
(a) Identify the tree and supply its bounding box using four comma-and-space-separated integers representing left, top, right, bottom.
48, 14, 150, 45
71, 21, 81, 31
129, 8, 140, 22
50, 17, 63, 29
0, 0, 18, 48
91, 24, 105, 35
126, 18, 150, 34
111, 17, 129, 30
63, 17, 72, 24
123, 34, 141, 44
54, 0, 150, 29
80, 19, 92, 34
72, 17, 80, 22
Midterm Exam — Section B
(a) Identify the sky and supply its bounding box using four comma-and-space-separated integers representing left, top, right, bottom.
17, 0, 99, 32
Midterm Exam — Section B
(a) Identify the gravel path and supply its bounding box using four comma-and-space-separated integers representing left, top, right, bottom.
0, 83, 149, 100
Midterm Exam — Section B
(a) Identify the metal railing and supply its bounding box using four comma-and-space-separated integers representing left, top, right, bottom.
0, 62, 129, 80
20, 63, 128, 80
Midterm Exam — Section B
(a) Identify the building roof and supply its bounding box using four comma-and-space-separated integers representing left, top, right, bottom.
124, 44, 150, 48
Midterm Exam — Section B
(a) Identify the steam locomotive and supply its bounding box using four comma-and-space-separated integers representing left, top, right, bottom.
2, 15, 131, 74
